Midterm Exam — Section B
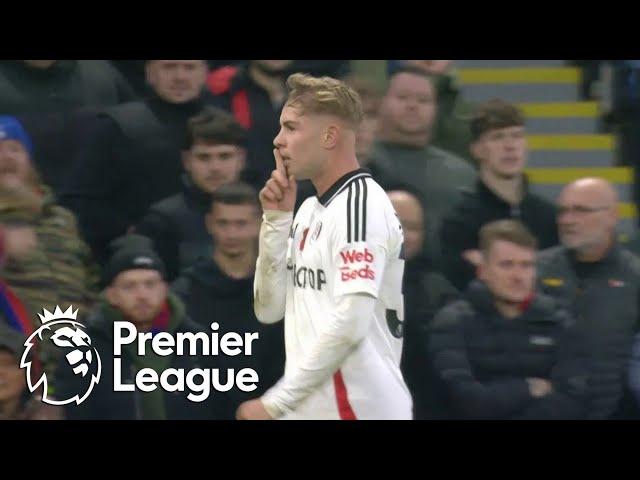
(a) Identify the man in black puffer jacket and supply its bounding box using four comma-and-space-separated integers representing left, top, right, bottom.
135, 107, 247, 281
428, 220, 589, 420
56, 235, 224, 420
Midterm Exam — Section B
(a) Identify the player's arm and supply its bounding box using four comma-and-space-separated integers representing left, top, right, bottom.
253, 210, 292, 324
261, 291, 377, 418
253, 149, 297, 324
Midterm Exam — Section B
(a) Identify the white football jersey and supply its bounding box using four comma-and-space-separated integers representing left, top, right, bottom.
281, 169, 412, 420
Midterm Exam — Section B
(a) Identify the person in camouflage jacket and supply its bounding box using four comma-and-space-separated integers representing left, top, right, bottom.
0, 116, 100, 321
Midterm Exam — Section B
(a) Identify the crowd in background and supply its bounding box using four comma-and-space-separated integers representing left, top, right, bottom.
1, 59, 640, 420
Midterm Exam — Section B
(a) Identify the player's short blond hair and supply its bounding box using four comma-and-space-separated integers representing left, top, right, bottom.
285, 73, 364, 129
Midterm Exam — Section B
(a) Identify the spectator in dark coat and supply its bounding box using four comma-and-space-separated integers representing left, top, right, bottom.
538, 178, 640, 419
0, 60, 137, 191
429, 220, 589, 420
440, 99, 558, 291
387, 186, 458, 419
60, 60, 213, 264
56, 234, 222, 420
135, 107, 247, 281
172, 183, 285, 419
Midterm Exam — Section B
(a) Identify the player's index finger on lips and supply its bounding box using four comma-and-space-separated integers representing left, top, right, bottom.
273, 148, 289, 187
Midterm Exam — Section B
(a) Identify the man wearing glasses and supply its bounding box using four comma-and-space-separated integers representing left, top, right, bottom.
537, 177, 640, 419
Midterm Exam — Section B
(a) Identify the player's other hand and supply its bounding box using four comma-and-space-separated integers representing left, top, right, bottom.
236, 398, 274, 420
259, 148, 297, 212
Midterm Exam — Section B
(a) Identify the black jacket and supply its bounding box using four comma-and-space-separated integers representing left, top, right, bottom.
537, 244, 640, 419
399, 256, 459, 419
172, 258, 285, 419
0, 60, 135, 115
60, 93, 212, 264
135, 175, 213, 281
56, 294, 223, 420
428, 281, 589, 420
440, 178, 559, 291
0, 60, 137, 191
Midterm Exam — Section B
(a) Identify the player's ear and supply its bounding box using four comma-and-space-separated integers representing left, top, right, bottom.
323, 125, 340, 149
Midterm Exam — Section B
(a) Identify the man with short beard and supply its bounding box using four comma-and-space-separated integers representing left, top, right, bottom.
440, 100, 558, 291
55, 234, 220, 420
538, 178, 640, 419
208, 60, 294, 188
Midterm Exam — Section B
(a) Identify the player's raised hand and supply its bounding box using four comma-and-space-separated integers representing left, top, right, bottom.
259, 148, 297, 212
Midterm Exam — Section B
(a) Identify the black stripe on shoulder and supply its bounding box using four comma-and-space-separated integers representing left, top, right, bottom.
361, 178, 368, 242
354, 178, 361, 242
347, 183, 352, 243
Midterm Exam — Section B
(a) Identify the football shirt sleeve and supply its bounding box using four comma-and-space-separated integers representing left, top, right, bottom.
253, 210, 293, 324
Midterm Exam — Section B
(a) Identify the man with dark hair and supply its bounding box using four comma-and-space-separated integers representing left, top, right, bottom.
538, 177, 640, 419
369, 66, 477, 265
60, 60, 213, 264
135, 107, 247, 280
56, 234, 220, 420
440, 99, 558, 291
428, 220, 588, 419
172, 182, 285, 418
387, 60, 474, 161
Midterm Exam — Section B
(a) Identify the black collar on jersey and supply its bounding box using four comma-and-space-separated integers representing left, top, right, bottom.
317, 168, 372, 207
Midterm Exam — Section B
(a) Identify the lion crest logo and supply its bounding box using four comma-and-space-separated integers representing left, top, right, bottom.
20, 306, 102, 406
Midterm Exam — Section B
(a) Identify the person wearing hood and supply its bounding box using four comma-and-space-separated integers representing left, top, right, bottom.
135, 107, 247, 281
172, 182, 285, 419
0, 116, 99, 320
56, 234, 222, 420
60, 60, 215, 265
386, 186, 458, 419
